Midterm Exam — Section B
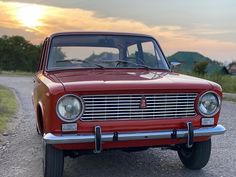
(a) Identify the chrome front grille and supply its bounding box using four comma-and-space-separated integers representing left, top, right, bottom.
81, 93, 197, 121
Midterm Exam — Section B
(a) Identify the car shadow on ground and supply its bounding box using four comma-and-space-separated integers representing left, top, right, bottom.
63, 148, 211, 177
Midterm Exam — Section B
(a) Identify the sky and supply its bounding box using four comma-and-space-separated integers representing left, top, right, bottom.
0, 0, 235, 63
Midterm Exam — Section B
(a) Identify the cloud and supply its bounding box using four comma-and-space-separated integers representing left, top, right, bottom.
0, 1, 235, 61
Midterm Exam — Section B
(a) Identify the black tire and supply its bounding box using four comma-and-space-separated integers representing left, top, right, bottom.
36, 123, 40, 135
177, 139, 211, 170
43, 144, 64, 177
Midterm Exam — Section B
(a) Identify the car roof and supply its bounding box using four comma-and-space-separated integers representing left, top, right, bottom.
49, 31, 154, 39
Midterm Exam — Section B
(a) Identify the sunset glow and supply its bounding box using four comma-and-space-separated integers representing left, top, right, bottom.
0, 0, 235, 62
16, 4, 45, 29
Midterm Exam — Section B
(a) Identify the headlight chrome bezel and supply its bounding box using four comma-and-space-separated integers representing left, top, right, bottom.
198, 91, 221, 117
56, 94, 84, 122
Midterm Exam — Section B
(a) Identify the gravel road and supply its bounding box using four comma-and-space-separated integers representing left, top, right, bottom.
0, 75, 235, 177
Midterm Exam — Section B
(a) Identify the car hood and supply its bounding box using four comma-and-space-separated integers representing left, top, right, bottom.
51, 69, 213, 93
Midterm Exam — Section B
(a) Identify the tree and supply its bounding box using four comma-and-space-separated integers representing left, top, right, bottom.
193, 61, 208, 75
0, 35, 42, 72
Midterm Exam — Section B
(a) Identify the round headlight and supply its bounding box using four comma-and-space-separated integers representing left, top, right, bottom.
198, 91, 221, 117
56, 95, 83, 122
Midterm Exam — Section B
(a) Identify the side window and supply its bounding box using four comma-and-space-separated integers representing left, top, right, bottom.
141, 42, 158, 67
127, 44, 138, 58
37, 38, 48, 71
126, 44, 140, 64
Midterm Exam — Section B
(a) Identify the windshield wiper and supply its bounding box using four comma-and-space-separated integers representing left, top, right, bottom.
115, 59, 151, 70
56, 59, 104, 69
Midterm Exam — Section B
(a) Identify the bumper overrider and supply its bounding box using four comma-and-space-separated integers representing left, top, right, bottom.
43, 123, 226, 152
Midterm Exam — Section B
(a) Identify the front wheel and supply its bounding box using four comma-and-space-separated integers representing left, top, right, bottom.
177, 139, 211, 170
43, 144, 64, 177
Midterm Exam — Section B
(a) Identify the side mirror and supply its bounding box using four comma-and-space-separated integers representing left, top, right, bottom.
170, 61, 181, 70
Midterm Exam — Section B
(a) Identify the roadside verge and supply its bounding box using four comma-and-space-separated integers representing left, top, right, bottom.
223, 92, 236, 103
0, 85, 17, 134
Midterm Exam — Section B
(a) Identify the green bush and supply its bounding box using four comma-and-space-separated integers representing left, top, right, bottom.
193, 61, 208, 75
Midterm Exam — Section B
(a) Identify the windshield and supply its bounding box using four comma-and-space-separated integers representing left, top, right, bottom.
47, 35, 169, 70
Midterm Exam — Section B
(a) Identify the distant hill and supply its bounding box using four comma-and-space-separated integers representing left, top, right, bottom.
167, 51, 225, 74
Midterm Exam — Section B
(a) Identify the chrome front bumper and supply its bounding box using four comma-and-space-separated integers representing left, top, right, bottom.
43, 124, 226, 145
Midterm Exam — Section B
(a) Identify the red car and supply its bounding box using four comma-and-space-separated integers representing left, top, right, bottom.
33, 32, 226, 177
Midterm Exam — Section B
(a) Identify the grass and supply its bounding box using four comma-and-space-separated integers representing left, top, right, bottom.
173, 70, 236, 101
0, 70, 34, 76
196, 74, 236, 93
0, 85, 17, 133
179, 71, 236, 93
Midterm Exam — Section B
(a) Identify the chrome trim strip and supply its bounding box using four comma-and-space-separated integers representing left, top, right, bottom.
84, 107, 195, 113
83, 110, 195, 116
84, 104, 195, 109
83, 95, 196, 100
81, 114, 196, 120
43, 124, 226, 144
82, 93, 197, 97
84, 98, 195, 102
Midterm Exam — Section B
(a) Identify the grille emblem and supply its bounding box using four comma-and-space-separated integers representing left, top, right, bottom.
140, 96, 147, 109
